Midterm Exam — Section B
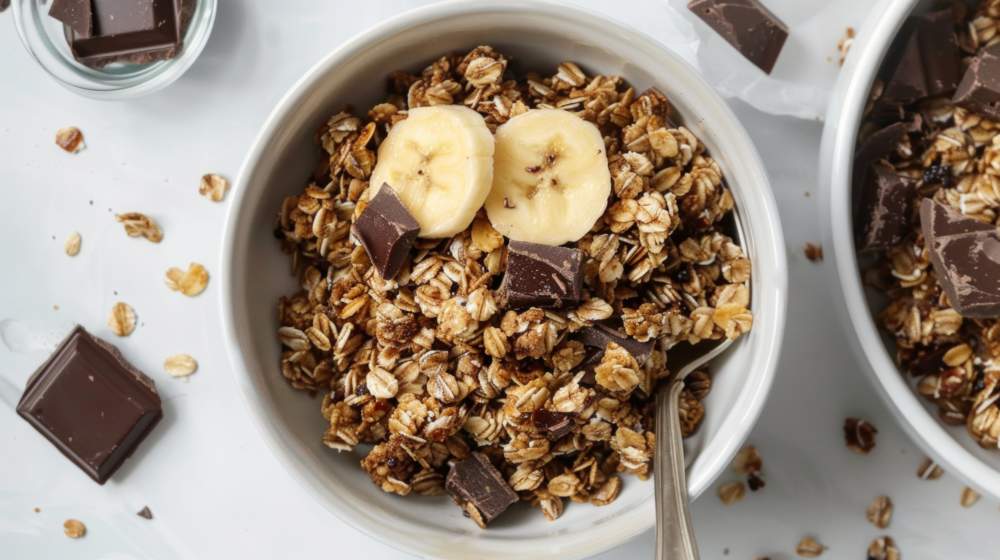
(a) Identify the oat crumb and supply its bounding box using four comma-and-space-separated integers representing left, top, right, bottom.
795, 536, 825, 557
64, 232, 82, 257
63, 519, 86, 539
55, 127, 85, 153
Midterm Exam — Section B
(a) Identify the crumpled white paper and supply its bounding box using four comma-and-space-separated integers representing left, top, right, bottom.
661, 0, 877, 121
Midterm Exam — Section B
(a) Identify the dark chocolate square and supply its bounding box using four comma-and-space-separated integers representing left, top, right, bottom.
69, 0, 181, 66
16, 326, 162, 484
351, 185, 420, 281
500, 241, 583, 308
687, 0, 789, 74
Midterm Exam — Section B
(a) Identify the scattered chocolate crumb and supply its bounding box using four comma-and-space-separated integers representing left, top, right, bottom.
33, 507, 41, 513
747, 472, 766, 491
136, 506, 153, 520
844, 417, 877, 454
804, 243, 823, 262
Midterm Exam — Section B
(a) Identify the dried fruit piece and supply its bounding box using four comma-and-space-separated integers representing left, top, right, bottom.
64, 232, 82, 256
844, 417, 877, 454
198, 173, 230, 202
165, 263, 209, 297
803, 243, 823, 262
163, 354, 198, 378
795, 536, 826, 557
865, 495, 892, 529
107, 302, 136, 337
55, 127, 85, 153
115, 213, 163, 243
63, 518, 86, 539
717, 481, 745, 505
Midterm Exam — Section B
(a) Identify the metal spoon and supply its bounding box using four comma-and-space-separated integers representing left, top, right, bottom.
655, 213, 747, 560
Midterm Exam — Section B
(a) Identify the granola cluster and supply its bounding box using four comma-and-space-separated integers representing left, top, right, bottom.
274, 46, 751, 524
863, 1, 1000, 450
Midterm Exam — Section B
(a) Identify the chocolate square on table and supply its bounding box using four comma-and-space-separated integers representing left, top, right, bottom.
954, 43, 1000, 121
500, 241, 583, 309
16, 325, 162, 484
857, 163, 916, 252
687, 0, 789, 74
920, 198, 1000, 318
351, 184, 420, 281
69, 0, 182, 67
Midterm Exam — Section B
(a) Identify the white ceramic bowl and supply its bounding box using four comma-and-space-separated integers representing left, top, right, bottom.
220, 2, 787, 558
821, 0, 1000, 499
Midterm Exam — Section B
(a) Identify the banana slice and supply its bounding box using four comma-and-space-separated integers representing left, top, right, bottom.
485, 109, 611, 246
369, 105, 494, 238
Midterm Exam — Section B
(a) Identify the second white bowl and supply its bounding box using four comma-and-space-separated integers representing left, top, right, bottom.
220, 1, 787, 558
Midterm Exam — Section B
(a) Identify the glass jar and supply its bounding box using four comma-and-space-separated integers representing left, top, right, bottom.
11, 0, 217, 99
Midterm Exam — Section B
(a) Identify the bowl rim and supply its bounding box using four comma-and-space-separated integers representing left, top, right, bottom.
218, 0, 787, 557
820, 0, 1000, 500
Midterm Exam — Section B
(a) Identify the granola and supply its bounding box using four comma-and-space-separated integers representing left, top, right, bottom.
272, 46, 751, 526
859, 0, 1000, 453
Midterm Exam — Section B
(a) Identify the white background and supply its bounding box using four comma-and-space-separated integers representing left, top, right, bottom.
2, 1, 1000, 559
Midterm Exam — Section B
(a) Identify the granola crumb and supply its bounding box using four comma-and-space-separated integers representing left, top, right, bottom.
960, 486, 981, 508
33, 507, 40, 513
867, 536, 900, 560
717, 481, 746, 505
795, 536, 826, 557
865, 495, 892, 529
916, 457, 944, 480
163, 354, 198, 378
64, 232, 82, 257
165, 263, 209, 296
837, 27, 856, 66
803, 243, 823, 262
136, 506, 153, 520
115, 212, 163, 243
107, 302, 136, 337
55, 127, 85, 153
844, 417, 877, 454
198, 173, 230, 202
63, 519, 86, 539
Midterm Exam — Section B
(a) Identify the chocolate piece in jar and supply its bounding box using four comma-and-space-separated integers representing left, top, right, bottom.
351, 185, 420, 281
500, 241, 583, 308
65, 0, 183, 67
852, 122, 907, 214
445, 452, 519, 526
49, 0, 93, 38
857, 163, 916, 252
16, 325, 163, 484
953, 43, 1000, 121
920, 198, 1000, 318
687, 0, 789, 74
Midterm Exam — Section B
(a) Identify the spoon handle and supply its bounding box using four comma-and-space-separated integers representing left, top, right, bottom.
655, 380, 700, 560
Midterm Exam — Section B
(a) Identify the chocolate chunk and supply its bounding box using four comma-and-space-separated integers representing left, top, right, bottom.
531, 410, 574, 441
577, 323, 654, 364
857, 163, 916, 252
67, 0, 182, 67
351, 185, 420, 281
500, 241, 583, 308
446, 452, 518, 525
953, 44, 1000, 120
16, 326, 162, 484
853, 122, 907, 215
49, 0, 93, 38
136, 506, 154, 520
687, 0, 789, 74
884, 10, 960, 102
920, 198, 1000, 318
